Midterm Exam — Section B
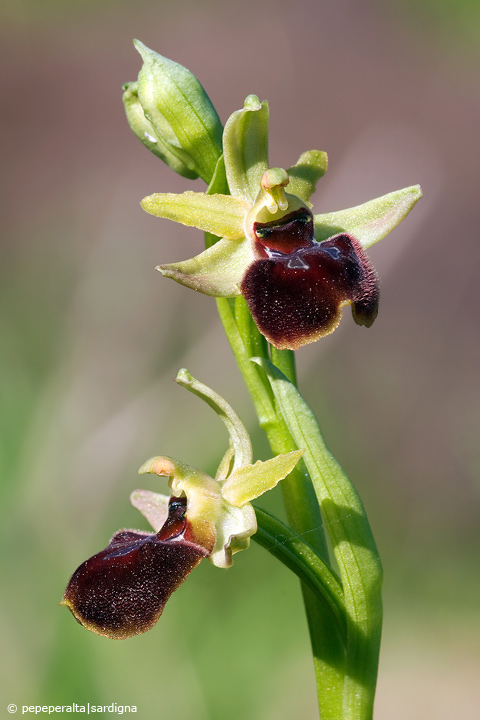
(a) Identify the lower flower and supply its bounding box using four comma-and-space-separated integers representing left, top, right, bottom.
61, 370, 303, 639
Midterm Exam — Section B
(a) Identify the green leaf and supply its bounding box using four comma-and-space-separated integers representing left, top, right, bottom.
223, 95, 269, 203
141, 191, 249, 239
222, 450, 304, 506
253, 507, 346, 642
256, 358, 383, 720
134, 40, 223, 183
314, 184, 423, 248
287, 150, 328, 203
157, 236, 251, 297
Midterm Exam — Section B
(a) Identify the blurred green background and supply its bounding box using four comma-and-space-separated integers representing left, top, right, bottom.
1, 0, 479, 717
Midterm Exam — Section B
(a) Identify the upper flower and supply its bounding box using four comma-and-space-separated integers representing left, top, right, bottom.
61, 370, 303, 639
123, 45, 422, 350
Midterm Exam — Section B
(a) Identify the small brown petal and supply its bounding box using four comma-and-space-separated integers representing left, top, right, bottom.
61, 497, 208, 639
241, 233, 379, 350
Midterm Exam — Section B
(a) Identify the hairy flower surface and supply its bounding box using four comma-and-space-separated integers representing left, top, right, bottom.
61, 496, 208, 639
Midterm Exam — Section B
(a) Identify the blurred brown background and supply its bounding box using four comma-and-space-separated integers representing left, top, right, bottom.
1, 0, 479, 717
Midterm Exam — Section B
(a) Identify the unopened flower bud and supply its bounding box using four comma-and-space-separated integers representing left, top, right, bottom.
122, 81, 199, 179
129, 40, 223, 183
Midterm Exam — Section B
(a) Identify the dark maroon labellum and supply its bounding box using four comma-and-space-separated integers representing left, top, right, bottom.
61, 496, 208, 639
241, 231, 379, 350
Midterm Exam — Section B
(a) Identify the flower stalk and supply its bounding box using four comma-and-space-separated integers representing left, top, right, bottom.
216, 293, 348, 718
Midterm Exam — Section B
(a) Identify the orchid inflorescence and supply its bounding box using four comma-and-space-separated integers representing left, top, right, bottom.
62, 39, 421, 720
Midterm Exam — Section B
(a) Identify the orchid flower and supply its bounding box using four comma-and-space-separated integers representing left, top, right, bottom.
134, 83, 421, 349
61, 370, 303, 639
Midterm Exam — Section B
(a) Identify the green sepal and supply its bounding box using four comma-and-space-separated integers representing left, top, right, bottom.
314, 184, 423, 248
287, 150, 328, 203
223, 95, 269, 203
134, 40, 223, 183
141, 191, 249, 239
122, 81, 199, 179
157, 236, 251, 297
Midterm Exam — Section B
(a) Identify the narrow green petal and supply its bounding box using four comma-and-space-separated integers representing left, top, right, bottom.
157, 237, 251, 297
287, 150, 328, 203
141, 191, 248, 239
130, 489, 169, 532
223, 95, 269, 203
175, 368, 253, 471
138, 455, 216, 489
314, 184, 422, 248
222, 449, 304, 506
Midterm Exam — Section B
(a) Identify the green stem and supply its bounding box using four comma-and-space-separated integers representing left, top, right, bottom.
259, 360, 383, 720
216, 295, 346, 719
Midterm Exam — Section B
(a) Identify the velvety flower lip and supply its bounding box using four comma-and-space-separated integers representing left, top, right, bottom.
60, 496, 208, 640
242, 231, 379, 350
141, 94, 422, 349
